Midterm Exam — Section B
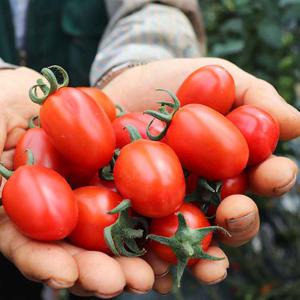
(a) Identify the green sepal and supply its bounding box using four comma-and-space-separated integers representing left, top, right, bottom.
104, 199, 147, 257
28, 116, 40, 129
147, 213, 230, 287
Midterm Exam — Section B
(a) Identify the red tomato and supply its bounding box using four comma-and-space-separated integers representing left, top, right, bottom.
68, 186, 121, 252
176, 65, 235, 114
114, 139, 185, 218
66, 165, 96, 189
89, 174, 117, 192
165, 104, 249, 180
185, 174, 199, 194
113, 112, 165, 148
150, 203, 212, 265
40, 87, 115, 170
2, 166, 78, 241
78, 87, 116, 121
13, 128, 67, 176
220, 172, 248, 199
227, 105, 279, 166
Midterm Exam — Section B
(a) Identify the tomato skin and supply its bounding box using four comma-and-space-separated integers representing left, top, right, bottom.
220, 172, 248, 199
13, 128, 67, 176
185, 174, 199, 194
176, 65, 235, 114
112, 113, 165, 148
40, 87, 115, 170
114, 140, 185, 218
78, 87, 116, 121
2, 166, 78, 241
165, 104, 249, 180
89, 174, 117, 192
150, 203, 212, 265
227, 105, 279, 166
68, 186, 121, 252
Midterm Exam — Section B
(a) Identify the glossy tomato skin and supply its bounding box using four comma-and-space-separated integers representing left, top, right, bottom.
89, 174, 117, 192
2, 166, 78, 241
68, 186, 121, 252
40, 87, 115, 170
150, 203, 212, 266
114, 140, 185, 218
78, 87, 116, 121
176, 65, 235, 114
165, 104, 249, 180
220, 172, 248, 199
227, 105, 279, 166
13, 128, 67, 176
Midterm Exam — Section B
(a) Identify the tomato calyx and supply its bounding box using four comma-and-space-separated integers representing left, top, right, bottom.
115, 104, 126, 117
185, 179, 222, 218
28, 116, 40, 129
104, 199, 147, 257
29, 65, 69, 104
144, 89, 180, 141
147, 213, 229, 287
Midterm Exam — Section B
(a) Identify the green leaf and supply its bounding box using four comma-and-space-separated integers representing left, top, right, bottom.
211, 39, 245, 57
258, 22, 283, 48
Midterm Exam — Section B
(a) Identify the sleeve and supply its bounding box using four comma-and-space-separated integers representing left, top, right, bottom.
90, 0, 206, 85
0, 58, 17, 69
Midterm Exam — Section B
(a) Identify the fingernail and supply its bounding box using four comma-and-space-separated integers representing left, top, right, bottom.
155, 268, 170, 278
46, 279, 72, 289
226, 211, 256, 233
273, 174, 297, 196
207, 271, 227, 285
127, 287, 151, 295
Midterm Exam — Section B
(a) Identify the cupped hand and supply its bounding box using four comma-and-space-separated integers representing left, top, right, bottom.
103, 57, 300, 287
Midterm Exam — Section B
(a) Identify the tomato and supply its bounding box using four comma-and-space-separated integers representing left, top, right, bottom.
185, 174, 199, 194
13, 128, 67, 176
220, 172, 248, 199
227, 105, 279, 166
39, 87, 115, 170
89, 174, 117, 192
2, 166, 78, 241
114, 139, 185, 218
176, 65, 235, 114
149, 203, 212, 265
66, 165, 96, 189
68, 186, 121, 252
113, 112, 165, 148
78, 87, 116, 121
165, 104, 249, 180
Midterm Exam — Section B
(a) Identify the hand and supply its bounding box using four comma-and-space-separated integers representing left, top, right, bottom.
103, 57, 299, 286
0, 67, 163, 297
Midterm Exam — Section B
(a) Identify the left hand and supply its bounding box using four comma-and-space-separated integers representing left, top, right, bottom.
103, 57, 300, 290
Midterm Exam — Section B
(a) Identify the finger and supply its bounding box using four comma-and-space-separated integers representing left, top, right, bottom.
115, 257, 154, 294
215, 194, 260, 247
4, 127, 26, 151
153, 272, 173, 295
192, 246, 229, 285
143, 250, 170, 277
0, 209, 78, 289
72, 251, 125, 299
0, 149, 15, 170
248, 155, 298, 197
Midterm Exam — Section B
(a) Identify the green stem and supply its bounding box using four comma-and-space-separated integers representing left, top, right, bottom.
28, 116, 40, 129
125, 125, 142, 142
0, 164, 13, 180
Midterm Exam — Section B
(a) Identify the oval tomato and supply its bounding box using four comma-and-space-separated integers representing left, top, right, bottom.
89, 174, 117, 192
114, 139, 185, 218
113, 112, 165, 148
227, 105, 279, 166
13, 128, 67, 176
176, 65, 235, 114
40, 87, 115, 170
78, 87, 116, 121
2, 166, 78, 241
149, 203, 212, 265
220, 172, 248, 199
68, 186, 121, 252
165, 104, 249, 180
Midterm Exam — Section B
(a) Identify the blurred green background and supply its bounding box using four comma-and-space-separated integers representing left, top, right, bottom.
117, 1, 300, 300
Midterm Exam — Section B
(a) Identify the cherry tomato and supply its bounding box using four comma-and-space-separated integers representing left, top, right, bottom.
13, 128, 67, 176
114, 139, 185, 218
149, 203, 212, 265
185, 173, 199, 194
68, 186, 121, 252
2, 166, 78, 241
40, 87, 115, 170
165, 104, 249, 180
220, 172, 248, 199
78, 87, 116, 121
113, 112, 165, 148
227, 105, 279, 166
89, 174, 117, 192
176, 65, 235, 114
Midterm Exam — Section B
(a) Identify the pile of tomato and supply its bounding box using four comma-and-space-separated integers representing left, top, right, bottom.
0, 65, 280, 286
